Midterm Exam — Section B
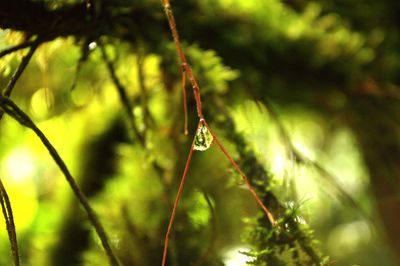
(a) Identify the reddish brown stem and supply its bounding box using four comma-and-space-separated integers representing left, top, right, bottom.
181, 65, 188, 135
203, 121, 276, 225
161, 121, 200, 266
160, 2, 276, 265
162, 3, 203, 119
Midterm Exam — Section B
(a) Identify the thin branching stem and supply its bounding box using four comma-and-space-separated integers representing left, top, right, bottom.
0, 41, 39, 122
3, 41, 40, 97
212, 97, 325, 264
300, 155, 368, 218
0, 178, 19, 266
162, 1, 203, 119
0, 96, 119, 266
160, 1, 277, 264
0, 40, 37, 59
203, 120, 276, 225
181, 66, 188, 135
100, 43, 145, 145
0, 39, 41, 266
69, 40, 91, 91
161, 121, 199, 266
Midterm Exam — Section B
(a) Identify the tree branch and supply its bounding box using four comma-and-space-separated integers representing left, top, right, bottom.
0, 178, 20, 266
100, 43, 145, 145
0, 96, 119, 266
0, 40, 37, 59
2, 41, 40, 97
0, 34, 41, 266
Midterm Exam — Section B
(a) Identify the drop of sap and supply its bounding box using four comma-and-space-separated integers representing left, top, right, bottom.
193, 124, 213, 151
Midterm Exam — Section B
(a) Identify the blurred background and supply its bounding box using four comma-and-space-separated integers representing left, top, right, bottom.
0, 0, 399, 265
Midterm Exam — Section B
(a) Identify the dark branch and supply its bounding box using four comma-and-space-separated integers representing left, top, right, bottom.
0, 96, 120, 266
0, 41, 39, 122
0, 32, 40, 266
100, 43, 145, 145
0, 178, 20, 266
0, 40, 36, 58
3, 41, 40, 97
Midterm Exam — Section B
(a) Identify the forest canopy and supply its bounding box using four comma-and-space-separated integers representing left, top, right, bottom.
0, 0, 399, 265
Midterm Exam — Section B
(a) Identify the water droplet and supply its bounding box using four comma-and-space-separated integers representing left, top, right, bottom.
88, 41, 97, 50
193, 124, 213, 151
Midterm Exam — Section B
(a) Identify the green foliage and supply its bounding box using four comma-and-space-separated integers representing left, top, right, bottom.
0, 0, 399, 265
185, 44, 240, 94
160, 42, 240, 98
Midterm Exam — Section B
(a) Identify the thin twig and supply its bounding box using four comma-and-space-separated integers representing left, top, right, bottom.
212, 97, 324, 264
136, 44, 152, 140
162, 2, 203, 119
300, 154, 368, 217
2, 41, 40, 97
0, 96, 119, 266
106, 43, 164, 184
0, 40, 40, 266
99, 43, 145, 145
161, 0, 189, 134
264, 101, 368, 218
0, 178, 20, 266
161, 121, 199, 266
181, 64, 188, 135
69, 40, 91, 91
0, 40, 36, 59
160, 1, 277, 264
0, 41, 40, 122
203, 120, 276, 225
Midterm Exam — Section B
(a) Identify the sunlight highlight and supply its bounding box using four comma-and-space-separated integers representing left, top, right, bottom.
4, 148, 35, 183
223, 246, 251, 266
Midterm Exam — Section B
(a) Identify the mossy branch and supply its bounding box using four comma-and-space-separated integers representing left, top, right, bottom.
210, 96, 325, 265
0, 96, 120, 266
